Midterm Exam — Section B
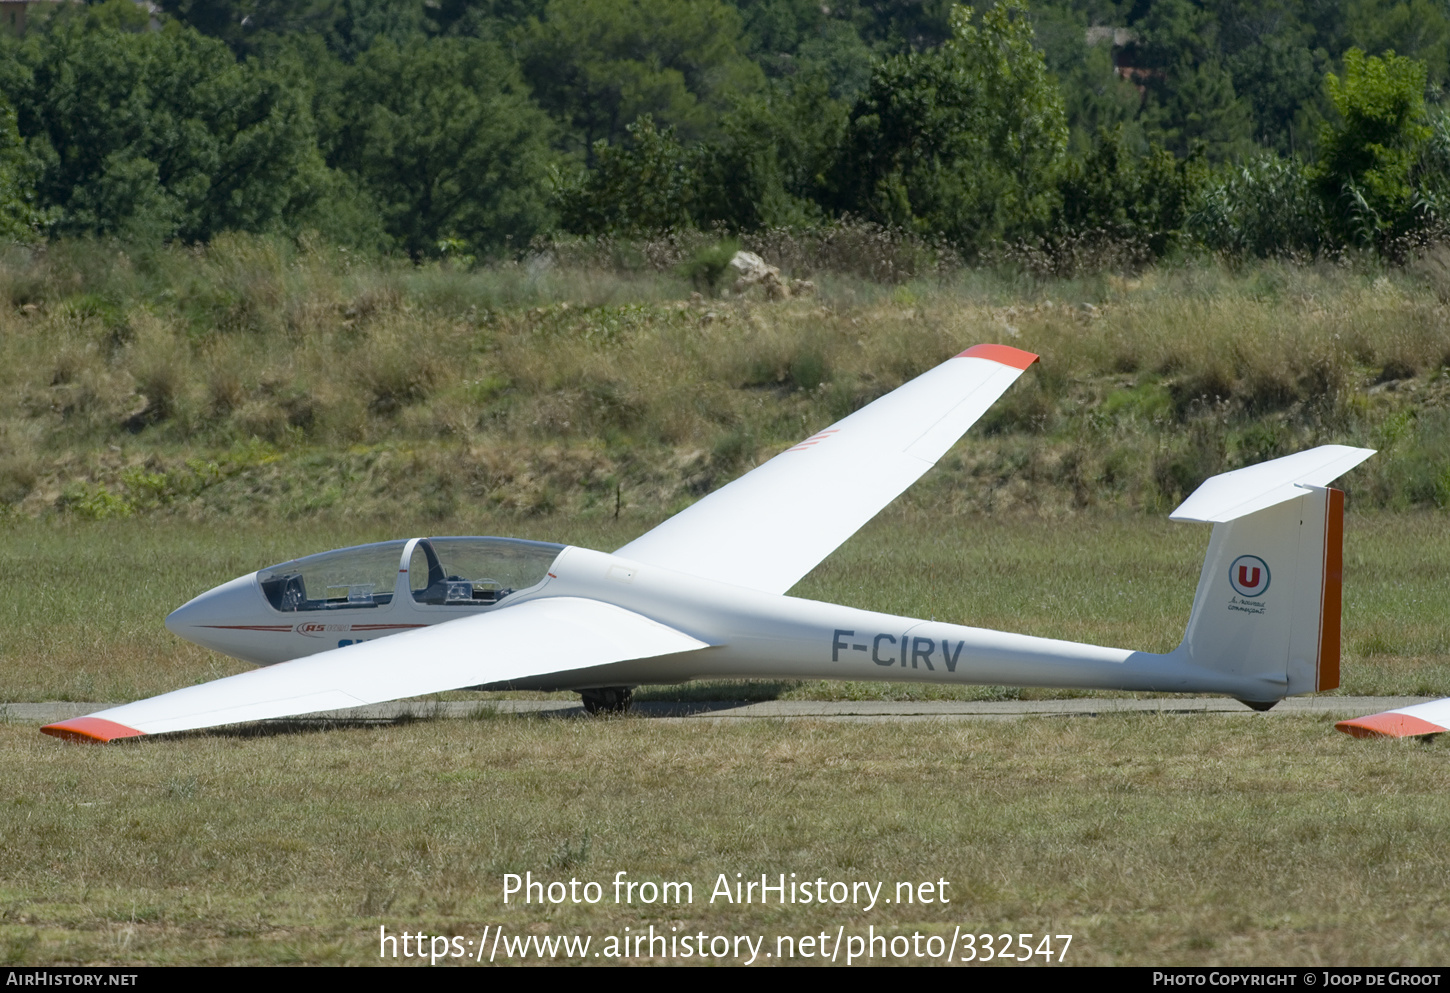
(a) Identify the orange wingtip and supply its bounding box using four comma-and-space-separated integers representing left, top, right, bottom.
1335, 712, 1447, 739
40, 717, 146, 743
955, 343, 1040, 370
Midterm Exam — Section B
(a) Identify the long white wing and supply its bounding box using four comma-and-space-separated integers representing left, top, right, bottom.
42, 597, 709, 742
1337, 698, 1450, 738
615, 344, 1038, 594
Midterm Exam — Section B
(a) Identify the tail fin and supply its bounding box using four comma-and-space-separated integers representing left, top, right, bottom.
1169, 446, 1373, 702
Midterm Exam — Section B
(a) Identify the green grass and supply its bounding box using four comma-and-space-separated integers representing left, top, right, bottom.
4, 714, 1450, 965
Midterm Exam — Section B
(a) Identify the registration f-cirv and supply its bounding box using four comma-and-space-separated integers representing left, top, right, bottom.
42, 344, 1375, 743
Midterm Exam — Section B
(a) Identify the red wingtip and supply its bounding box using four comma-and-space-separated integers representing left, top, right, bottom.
955, 343, 1040, 370
40, 717, 146, 744
1335, 712, 1447, 739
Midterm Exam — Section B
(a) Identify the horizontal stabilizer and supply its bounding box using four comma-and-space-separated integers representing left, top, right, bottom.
1170, 445, 1375, 523
1336, 698, 1450, 738
42, 597, 709, 742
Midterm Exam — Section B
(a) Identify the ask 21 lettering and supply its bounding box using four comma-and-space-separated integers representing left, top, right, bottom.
832, 629, 967, 671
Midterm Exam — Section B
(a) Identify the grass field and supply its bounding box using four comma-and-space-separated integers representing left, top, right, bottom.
2, 508, 1448, 966
4, 712, 1449, 966
2, 246, 1448, 966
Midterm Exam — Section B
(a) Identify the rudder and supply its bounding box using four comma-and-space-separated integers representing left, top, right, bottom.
1168, 446, 1370, 702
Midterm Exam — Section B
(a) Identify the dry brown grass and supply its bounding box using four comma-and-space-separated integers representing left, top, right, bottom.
0, 241, 1446, 524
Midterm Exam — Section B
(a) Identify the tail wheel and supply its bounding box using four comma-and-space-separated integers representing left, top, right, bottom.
580, 687, 634, 715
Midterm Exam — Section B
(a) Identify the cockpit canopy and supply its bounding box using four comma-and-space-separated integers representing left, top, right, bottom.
257, 537, 563, 612
405, 537, 563, 606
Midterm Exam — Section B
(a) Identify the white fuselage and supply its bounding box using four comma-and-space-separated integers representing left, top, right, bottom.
166, 541, 1287, 702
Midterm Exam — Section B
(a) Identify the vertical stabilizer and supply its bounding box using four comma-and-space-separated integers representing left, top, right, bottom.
1168, 446, 1370, 702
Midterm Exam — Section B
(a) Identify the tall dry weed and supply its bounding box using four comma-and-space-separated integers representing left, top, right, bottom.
0, 237, 1440, 519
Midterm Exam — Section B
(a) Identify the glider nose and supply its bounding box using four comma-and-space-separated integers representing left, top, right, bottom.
165, 590, 209, 637
164, 600, 194, 637
166, 573, 266, 645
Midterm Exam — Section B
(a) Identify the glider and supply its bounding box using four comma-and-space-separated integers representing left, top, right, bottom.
41, 344, 1376, 743
1336, 699, 1450, 739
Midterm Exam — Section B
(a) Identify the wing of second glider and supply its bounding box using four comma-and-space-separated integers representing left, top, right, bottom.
1335, 697, 1450, 738
40, 597, 709, 742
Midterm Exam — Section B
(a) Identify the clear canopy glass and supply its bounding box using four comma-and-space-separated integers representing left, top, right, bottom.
258, 540, 408, 612
408, 537, 563, 606
257, 537, 563, 612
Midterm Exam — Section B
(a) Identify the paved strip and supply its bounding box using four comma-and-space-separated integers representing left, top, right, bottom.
4, 696, 1437, 726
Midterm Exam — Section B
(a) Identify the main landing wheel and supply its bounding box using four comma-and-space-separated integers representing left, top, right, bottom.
1237, 699, 1278, 712
579, 686, 634, 715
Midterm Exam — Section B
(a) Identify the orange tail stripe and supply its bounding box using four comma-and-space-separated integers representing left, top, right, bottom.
1335, 713, 1447, 738
1316, 487, 1344, 692
41, 717, 146, 743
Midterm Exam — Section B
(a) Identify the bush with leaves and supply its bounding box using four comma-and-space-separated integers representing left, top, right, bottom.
1043, 126, 1205, 266
0, 94, 47, 242
1190, 155, 1328, 259
689, 81, 845, 232
553, 116, 700, 236
323, 36, 557, 258
1408, 107, 1450, 231
833, 1, 1067, 256
1312, 48, 1432, 248
557, 80, 846, 237
0, 1, 326, 243
677, 238, 740, 292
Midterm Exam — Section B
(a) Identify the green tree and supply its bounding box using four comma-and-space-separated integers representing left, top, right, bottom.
1139, 59, 1256, 162
324, 36, 556, 256
845, 0, 954, 52
1, 2, 326, 242
1124, 0, 1255, 162
1344, 0, 1450, 87
157, 0, 437, 60
691, 79, 847, 230
553, 116, 698, 234
733, 0, 875, 101
518, 0, 764, 162
1050, 126, 1204, 260
0, 95, 48, 242
1224, 38, 1330, 158
1031, 4, 1140, 155
835, 1, 1067, 253
1312, 47, 1431, 246
557, 79, 847, 235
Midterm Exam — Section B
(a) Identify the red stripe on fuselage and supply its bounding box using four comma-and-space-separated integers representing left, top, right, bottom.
199, 625, 295, 632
